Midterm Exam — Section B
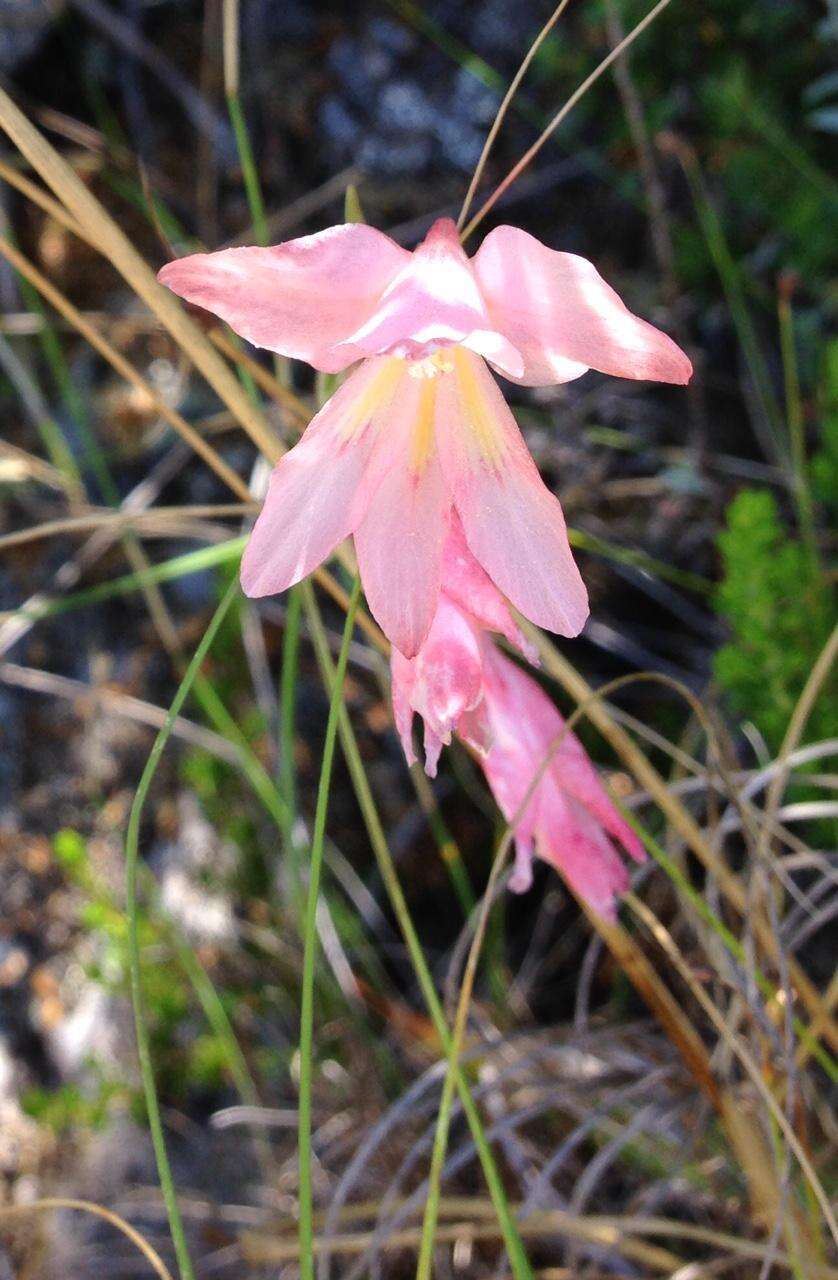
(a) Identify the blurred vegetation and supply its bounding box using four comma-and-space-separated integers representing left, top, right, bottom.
0, 0, 836, 1275
715, 487, 836, 751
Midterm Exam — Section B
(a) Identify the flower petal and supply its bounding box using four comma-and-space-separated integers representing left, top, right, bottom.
410, 596, 484, 738
337, 218, 524, 378
552, 735, 646, 865
474, 226, 692, 386
240, 358, 402, 596
390, 595, 487, 776
354, 373, 450, 657
478, 647, 633, 917
158, 225, 410, 372
442, 515, 539, 662
535, 790, 630, 921
390, 649, 419, 767
437, 350, 588, 638
471, 647, 546, 846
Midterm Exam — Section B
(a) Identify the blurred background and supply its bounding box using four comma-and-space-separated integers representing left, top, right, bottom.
0, 1, 836, 1276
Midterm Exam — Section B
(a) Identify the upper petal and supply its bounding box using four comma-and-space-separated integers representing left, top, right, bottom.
240, 357, 402, 596
354, 371, 450, 657
158, 224, 410, 373
437, 350, 589, 638
338, 218, 524, 379
473, 226, 692, 387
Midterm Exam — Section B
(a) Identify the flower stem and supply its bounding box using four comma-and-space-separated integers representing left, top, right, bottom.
297, 576, 362, 1280
416, 846, 508, 1280
778, 282, 820, 574
280, 583, 306, 925
303, 587, 534, 1280
125, 577, 240, 1280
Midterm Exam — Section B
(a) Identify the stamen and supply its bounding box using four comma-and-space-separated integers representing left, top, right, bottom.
407, 350, 455, 379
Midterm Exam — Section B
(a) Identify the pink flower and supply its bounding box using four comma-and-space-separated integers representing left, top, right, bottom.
473, 643, 645, 919
390, 516, 538, 776
159, 218, 690, 656
390, 524, 645, 919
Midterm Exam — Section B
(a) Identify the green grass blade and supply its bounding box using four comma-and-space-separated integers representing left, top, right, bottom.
297, 576, 362, 1280
302, 585, 534, 1280
8, 537, 248, 626
227, 93, 268, 246
125, 577, 240, 1280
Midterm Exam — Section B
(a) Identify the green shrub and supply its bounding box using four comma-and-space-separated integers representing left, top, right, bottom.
714, 488, 836, 751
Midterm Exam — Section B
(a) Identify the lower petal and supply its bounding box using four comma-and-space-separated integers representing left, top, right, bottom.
354, 374, 450, 657
390, 649, 418, 767
442, 517, 539, 663
535, 790, 631, 921
240, 357, 401, 597
552, 734, 646, 865
412, 598, 485, 739
508, 837, 535, 893
437, 350, 589, 638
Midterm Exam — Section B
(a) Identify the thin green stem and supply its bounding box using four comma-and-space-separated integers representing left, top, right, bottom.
675, 144, 786, 463
297, 576, 362, 1280
416, 838, 507, 1280
190, 670, 290, 835
280, 585, 303, 822
125, 578, 240, 1280
280, 583, 306, 921
568, 527, 712, 595
778, 287, 820, 572
409, 763, 476, 916
170, 930, 259, 1109
226, 95, 268, 246
302, 586, 533, 1280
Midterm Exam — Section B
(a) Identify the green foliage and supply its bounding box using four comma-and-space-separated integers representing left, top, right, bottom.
714, 489, 837, 751
811, 340, 838, 515
53, 827, 88, 875
50, 828, 240, 1107
22, 1079, 131, 1133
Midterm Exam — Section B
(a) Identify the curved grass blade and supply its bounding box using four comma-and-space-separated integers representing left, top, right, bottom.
298, 576, 363, 1280
302, 585, 534, 1280
125, 577, 240, 1280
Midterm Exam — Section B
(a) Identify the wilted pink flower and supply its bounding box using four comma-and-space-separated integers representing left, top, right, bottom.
390, 515, 538, 776
473, 643, 645, 919
159, 218, 691, 657
390, 523, 644, 918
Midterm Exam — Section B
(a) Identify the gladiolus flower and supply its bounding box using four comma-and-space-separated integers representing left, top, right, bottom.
471, 643, 645, 919
390, 515, 538, 776
390, 523, 645, 919
158, 218, 691, 657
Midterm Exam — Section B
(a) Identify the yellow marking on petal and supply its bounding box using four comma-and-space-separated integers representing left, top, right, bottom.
338, 358, 403, 442
452, 348, 507, 467
410, 377, 437, 473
